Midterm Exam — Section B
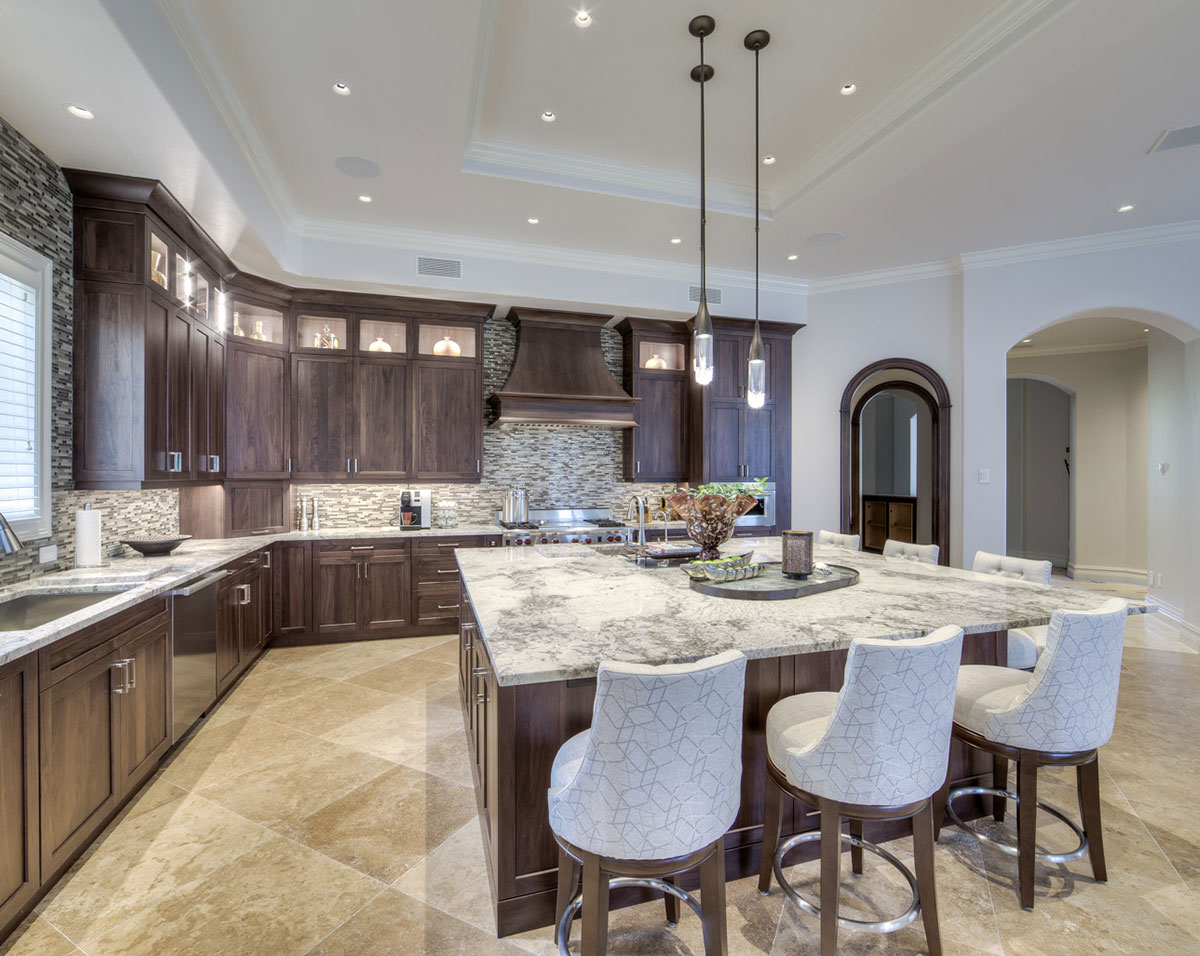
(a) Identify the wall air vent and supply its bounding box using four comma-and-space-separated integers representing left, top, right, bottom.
1151, 125, 1200, 153
688, 285, 722, 304
416, 256, 462, 278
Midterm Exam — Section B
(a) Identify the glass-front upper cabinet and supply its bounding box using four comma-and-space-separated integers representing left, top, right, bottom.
638, 340, 686, 372
148, 231, 170, 293
417, 321, 477, 359
192, 270, 211, 322
229, 298, 285, 347
358, 317, 407, 355
295, 313, 349, 351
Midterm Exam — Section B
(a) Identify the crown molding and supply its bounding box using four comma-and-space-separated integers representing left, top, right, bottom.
807, 259, 960, 295
462, 138, 766, 219
293, 215, 808, 295
957, 218, 1200, 269
770, 0, 1075, 211
1009, 336, 1148, 359
153, 0, 298, 228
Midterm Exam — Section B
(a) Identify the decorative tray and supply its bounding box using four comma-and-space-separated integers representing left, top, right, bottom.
687, 564, 860, 601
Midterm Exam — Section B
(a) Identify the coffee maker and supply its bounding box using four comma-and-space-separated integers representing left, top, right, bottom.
398, 490, 432, 529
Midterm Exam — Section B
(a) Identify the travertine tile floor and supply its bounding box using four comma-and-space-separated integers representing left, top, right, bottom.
3, 584, 1197, 956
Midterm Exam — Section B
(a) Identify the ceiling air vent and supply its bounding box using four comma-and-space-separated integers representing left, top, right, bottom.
416, 256, 462, 278
688, 285, 722, 304
1151, 125, 1200, 153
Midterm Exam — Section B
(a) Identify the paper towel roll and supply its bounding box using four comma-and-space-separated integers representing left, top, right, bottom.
75, 509, 102, 568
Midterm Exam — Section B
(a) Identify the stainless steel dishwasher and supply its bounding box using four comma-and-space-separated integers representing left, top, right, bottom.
171, 569, 228, 743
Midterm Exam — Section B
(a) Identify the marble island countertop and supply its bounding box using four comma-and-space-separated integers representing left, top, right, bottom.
0, 524, 501, 668
456, 539, 1153, 687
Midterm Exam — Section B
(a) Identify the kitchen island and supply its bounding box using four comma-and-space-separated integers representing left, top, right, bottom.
454, 539, 1151, 935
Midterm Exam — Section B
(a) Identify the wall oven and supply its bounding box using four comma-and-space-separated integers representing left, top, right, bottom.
734, 482, 776, 528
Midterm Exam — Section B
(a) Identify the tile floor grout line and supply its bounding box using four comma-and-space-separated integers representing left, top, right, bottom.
293, 883, 395, 956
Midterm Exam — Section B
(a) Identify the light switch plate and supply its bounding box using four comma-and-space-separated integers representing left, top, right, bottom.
1156, 572, 1163, 589
38, 544, 58, 564
978, 468, 991, 484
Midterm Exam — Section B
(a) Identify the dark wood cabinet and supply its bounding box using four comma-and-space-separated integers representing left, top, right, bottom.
0, 656, 38, 933
361, 547, 411, 636
353, 358, 409, 479
315, 543, 410, 638
216, 556, 269, 694
114, 615, 173, 797
707, 402, 743, 481
862, 495, 917, 553
314, 548, 362, 637
412, 363, 483, 480
617, 319, 690, 482
226, 343, 289, 480
216, 573, 244, 693
291, 355, 353, 480
191, 320, 225, 479
275, 542, 312, 637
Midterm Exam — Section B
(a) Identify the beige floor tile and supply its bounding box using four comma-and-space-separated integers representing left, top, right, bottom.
320, 696, 464, 763
398, 724, 475, 788
408, 638, 460, 667
345, 657, 458, 696
118, 772, 188, 821
159, 714, 326, 791
255, 681, 400, 735
0, 917, 80, 956
394, 817, 496, 935
308, 887, 525, 956
274, 639, 436, 679
37, 794, 272, 946
219, 665, 339, 715
87, 836, 383, 956
195, 737, 394, 829
282, 764, 477, 881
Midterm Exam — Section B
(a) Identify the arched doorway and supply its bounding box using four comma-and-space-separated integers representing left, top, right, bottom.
1006, 376, 1074, 570
840, 358, 951, 564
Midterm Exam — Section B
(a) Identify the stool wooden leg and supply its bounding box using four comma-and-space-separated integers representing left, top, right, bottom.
1077, 756, 1108, 883
664, 874, 679, 925
820, 800, 841, 956
759, 773, 782, 893
932, 769, 951, 841
581, 851, 610, 956
912, 800, 943, 956
1016, 750, 1038, 911
849, 818, 864, 876
699, 836, 728, 956
993, 755, 1009, 822
555, 846, 581, 944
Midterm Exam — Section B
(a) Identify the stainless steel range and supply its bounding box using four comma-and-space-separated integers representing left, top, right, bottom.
497, 508, 635, 546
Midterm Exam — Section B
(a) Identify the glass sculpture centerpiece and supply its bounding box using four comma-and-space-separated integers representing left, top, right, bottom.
667, 479, 765, 561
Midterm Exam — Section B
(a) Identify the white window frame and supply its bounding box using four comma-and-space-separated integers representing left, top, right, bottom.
0, 229, 52, 541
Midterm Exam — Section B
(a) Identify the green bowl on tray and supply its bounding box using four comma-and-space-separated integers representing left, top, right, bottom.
702, 563, 763, 583
680, 552, 754, 581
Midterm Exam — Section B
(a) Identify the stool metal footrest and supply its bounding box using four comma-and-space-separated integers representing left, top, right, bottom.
772, 831, 921, 934
555, 877, 703, 956
946, 786, 1089, 864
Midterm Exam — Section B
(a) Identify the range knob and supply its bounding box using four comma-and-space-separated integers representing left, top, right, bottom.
540, 537, 549, 544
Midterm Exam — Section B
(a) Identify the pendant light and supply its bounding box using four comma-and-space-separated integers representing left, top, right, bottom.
745, 28, 769, 410
689, 15, 716, 386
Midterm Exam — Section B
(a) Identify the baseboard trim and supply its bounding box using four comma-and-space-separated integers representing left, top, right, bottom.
1011, 548, 1068, 568
1146, 597, 1200, 651
1067, 563, 1147, 584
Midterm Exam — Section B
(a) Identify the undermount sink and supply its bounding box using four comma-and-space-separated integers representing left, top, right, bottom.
0, 590, 126, 631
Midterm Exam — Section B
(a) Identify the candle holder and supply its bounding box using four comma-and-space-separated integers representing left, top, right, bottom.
781, 530, 814, 579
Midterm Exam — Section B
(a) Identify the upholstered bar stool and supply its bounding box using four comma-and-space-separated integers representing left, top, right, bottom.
817, 529, 861, 551
937, 598, 1127, 911
971, 551, 1053, 670
882, 539, 940, 564
759, 627, 963, 956
548, 649, 747, 956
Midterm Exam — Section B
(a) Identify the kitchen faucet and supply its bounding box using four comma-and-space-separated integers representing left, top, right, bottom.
626, 495, 647, 547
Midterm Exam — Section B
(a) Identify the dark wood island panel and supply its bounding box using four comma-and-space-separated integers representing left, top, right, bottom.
457, 586, 1005, 936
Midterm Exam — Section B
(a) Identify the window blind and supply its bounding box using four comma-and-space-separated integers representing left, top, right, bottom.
0, 270, 39, 520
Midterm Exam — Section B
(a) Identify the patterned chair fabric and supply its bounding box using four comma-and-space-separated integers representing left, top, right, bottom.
1007, 625, 1048, 669
547, 649, 747, 861
767, 627, 964, 806
954, 598, 1127, 752
882, 539, 940, 565
817, 530, 862, 551
971, 551, 1053, 585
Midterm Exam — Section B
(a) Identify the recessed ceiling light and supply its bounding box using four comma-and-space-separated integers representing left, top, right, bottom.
1116, 203, 1135, 213
840, 83, 857, 96
527, 217, 539, 224
332, 82, 351, 96
358, 195, 372, 203
541, 111, 556, 123
762, 155, 776, 165
574, 10, 592, 28
1143, 328, 1150, 333
670, 237, 682, 244
65, 104, 94, 119
1022, 338, 1033, 344
786, 254, 798, 261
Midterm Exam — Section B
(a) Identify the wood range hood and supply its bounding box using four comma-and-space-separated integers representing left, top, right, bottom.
488, 308, 640, 428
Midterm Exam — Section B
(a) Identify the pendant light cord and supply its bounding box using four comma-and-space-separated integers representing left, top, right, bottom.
699, 32, 707, 300
754, 45, 760, 323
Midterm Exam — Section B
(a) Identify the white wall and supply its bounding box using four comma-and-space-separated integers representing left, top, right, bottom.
793, 274, 963, 563
1007, 347, 1147, 580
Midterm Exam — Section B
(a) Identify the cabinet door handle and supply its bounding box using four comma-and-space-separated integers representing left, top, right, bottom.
112, 662, 126, 694
438, 603, 460, 610
475, 691, 489, 704
347, 458, 352, 473
287, 457, 292, 473
356, 563, 362, 580
262, 551, 272, 569
113, 659, 134, 694
238, 584, 251, 605
471, 666, 488, 676
125, 658, 136, 690
436, 568, 457, 574
168, 451, 183, 472
364, 561, 370, 581
636, 460, 641, 474
354, 458, 359, 473
211, 454, 220, 472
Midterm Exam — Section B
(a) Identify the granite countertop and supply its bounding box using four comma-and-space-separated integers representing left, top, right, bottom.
456, 539, 1153, 687
0, 524, 500, 668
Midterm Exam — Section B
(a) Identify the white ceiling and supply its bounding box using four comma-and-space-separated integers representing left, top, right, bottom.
0, 0, 1198, 310
1008, 316, 1151, 355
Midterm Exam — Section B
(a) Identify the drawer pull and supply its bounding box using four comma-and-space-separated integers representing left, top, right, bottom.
475, 692, 489, 704
436, 568, 458, 574
471, 666, 488, 676
436, 542, 462, 548
350, 545, 375, 551
437, 603, 460, 611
